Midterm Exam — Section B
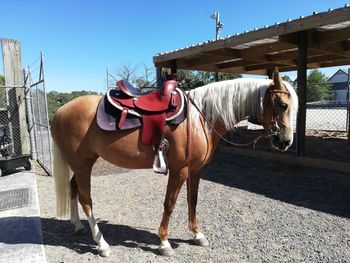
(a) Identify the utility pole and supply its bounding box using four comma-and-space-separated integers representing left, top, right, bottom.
210, 12, 224, 40
210, 12, 224, 81
348, 68, 350, 143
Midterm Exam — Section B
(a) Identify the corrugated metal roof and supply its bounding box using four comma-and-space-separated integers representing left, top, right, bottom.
154, 5, 350, 75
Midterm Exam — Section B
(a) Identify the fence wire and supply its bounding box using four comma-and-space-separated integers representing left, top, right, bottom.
28, 54, 52, 175
0, 86, 22, 157
306, 82, 349, 132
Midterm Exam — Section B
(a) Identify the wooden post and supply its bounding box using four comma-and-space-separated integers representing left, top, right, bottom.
348, 68, 350, 143
1, 38, 30, 155
170, 60, 177, 75
267, 68, 274, 79
296, 31, 308, 156
156, 67, 163, 89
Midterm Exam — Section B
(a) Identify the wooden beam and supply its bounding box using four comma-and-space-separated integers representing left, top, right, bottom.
204, 48, 239, 58
309, 42, 350, 58
317, 58, 350, 67
1, 39, 30, 155
217, 59, 259, 69
156, 67, 163, 89
154, 7, 350, 64
313, 26, 350, 43
296, 31, 308, 156
180, 55, 231, 68
238, 41, 296, 58
245, 62, 287, 72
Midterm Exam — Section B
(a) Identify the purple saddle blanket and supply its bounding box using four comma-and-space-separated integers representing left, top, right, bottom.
96, 95, 187, 131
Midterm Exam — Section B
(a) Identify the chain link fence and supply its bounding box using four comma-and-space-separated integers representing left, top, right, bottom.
0, 84, 24, 157
306, 82, 349, 132
27, 54, 52, 175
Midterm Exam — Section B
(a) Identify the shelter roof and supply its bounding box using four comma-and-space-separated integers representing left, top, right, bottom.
153, 5, 350, 75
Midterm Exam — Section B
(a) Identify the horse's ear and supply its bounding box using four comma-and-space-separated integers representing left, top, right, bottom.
272, 66, 283, 88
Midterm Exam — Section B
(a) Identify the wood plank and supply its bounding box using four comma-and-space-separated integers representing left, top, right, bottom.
154, 7, 350, 64
313, 26, 350, 43
204, 48, 239, 58
217, 59, 261, 69
309, 42, 350, 58
181, 55, 231, 68
1, 39, 30, 155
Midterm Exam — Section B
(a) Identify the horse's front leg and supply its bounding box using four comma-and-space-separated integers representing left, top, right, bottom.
159, 167, 188, 256
187, 170, 209, 247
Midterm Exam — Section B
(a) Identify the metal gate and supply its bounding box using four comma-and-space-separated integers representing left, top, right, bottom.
25, 53, 52, 175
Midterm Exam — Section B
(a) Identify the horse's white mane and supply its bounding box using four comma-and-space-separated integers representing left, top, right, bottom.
188, 78, 298, 131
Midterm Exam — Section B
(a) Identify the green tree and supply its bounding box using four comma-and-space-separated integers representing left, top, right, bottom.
307, 69, 334, 102
177, 70, 241, 90
217, 72, 242, 81
47, 90, 99, 123
282, 75, 293, 85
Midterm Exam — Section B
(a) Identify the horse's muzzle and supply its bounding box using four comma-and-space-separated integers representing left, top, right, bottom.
271, 135, 291, 152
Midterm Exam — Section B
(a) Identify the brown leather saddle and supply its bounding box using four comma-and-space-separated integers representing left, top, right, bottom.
104, 79, 185, 147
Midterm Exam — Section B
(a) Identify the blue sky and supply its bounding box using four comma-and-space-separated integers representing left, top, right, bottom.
1, 0, 349, 93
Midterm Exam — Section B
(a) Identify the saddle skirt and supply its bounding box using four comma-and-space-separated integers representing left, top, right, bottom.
96, 80, 187, 145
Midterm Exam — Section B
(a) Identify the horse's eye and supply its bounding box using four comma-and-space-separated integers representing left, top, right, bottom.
278, 103, 288, 111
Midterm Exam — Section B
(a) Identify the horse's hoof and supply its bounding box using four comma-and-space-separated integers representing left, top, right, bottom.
193, 237, 209, 247
98, 246, 111, 257
159, 247, 175, 257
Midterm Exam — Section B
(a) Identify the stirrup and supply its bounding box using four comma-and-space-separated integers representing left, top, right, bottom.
153, 138, 169, 175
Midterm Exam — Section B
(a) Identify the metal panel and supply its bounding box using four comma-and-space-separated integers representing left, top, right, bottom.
28, 53, 52, 175
0, 188, 29, 211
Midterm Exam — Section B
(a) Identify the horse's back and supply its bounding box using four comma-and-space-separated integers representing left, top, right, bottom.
51, 95, 102, 157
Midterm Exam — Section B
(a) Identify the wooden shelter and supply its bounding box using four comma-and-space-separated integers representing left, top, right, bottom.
153, 5, 350, 155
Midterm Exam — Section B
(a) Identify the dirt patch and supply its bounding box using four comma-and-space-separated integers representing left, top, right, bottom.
225, 129, 350, 162
37, 150, 350, 262
305, 130, 350, 162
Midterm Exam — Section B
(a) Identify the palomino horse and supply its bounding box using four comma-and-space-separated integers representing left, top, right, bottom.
51, 68, 298, 257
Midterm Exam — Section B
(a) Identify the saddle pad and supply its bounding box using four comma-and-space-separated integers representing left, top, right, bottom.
97, 96, 141, 131
96, 95, 187, 131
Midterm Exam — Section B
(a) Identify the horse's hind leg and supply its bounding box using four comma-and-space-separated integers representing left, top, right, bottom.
187, 170, 209, 247
70, 175, 86, 234
73, 163, 111, 257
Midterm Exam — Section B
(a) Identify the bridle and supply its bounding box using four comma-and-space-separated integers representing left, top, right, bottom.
263, 85, 291, 137
186, 83, 291, 148
185, 84, 290, 226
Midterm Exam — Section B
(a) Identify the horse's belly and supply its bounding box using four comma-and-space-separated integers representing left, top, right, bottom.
94, 133, 155, 169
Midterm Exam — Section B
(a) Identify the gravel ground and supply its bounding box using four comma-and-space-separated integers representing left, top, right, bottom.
36, 149, 350, 263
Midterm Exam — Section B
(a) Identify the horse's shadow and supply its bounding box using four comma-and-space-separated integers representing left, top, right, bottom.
40, 217, 189, 255
203, 150, 350, 218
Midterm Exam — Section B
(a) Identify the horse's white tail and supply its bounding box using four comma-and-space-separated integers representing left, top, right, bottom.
53, 141, 71, 217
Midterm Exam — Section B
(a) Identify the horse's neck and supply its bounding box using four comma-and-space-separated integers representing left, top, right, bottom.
192, 80, 265, 147
231, 83, 262, 124
200, 80, 263, 129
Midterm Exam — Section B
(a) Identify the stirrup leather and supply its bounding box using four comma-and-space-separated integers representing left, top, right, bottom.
153, 138, 169, 175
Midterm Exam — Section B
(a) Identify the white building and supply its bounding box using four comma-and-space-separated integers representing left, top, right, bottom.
327, 69, 349, 102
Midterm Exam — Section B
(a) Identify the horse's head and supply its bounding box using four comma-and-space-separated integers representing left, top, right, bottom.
261, 68, 298, 152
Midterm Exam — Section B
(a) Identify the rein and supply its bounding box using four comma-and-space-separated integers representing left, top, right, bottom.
186, 93, 192, 226
185, 85, 290, 226
187, 96, 270, 149
186, 85, 290, 149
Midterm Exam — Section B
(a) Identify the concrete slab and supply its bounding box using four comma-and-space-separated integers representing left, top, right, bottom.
0, 171, 46, 263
